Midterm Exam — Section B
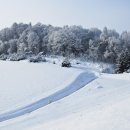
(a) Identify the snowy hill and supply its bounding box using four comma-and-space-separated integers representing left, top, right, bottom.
0, 60, 130, 130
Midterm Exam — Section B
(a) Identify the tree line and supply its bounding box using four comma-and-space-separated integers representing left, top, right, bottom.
0, 22, 130, 72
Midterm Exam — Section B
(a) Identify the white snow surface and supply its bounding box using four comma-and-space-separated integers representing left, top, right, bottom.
0, 60, 88, 113
0, 60, 130, 130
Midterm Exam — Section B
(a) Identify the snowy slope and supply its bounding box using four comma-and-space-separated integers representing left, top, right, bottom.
0, 61, 130, 130
27, 73, 129, 130
0, 69, 96, 122
0, 60, 86, 113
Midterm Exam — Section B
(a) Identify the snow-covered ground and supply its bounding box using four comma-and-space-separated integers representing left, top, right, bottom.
0, 60, 130, 130
0, 60, 91, 113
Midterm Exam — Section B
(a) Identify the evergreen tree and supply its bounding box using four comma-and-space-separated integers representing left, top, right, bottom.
116, 49, 130, 73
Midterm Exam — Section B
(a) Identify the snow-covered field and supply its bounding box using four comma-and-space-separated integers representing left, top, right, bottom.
0, 60, 130, 130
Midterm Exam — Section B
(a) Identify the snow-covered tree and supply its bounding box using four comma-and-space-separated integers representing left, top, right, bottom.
7, 39, 17, 54
0, 41, 8, 54
116, 49, 130, 73
27, 31, 40, 54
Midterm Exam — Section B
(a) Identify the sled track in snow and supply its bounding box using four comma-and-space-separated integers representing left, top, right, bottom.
0, 72, 97, 122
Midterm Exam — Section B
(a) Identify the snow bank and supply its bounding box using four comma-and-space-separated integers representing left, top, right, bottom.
0, 61, 83, 113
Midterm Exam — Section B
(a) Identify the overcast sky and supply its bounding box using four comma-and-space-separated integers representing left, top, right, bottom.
0, 0, 130, 32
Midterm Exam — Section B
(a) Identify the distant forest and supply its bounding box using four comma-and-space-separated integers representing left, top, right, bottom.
0, 22, 130, 64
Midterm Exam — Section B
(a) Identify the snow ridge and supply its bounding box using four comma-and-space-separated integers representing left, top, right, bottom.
0, 71, 97, 122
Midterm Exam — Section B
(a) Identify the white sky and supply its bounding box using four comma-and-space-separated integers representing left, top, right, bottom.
0, 0, 130, 32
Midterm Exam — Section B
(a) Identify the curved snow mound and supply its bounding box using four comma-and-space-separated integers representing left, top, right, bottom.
0, 61, 81, 113
0, 61, 97, 122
